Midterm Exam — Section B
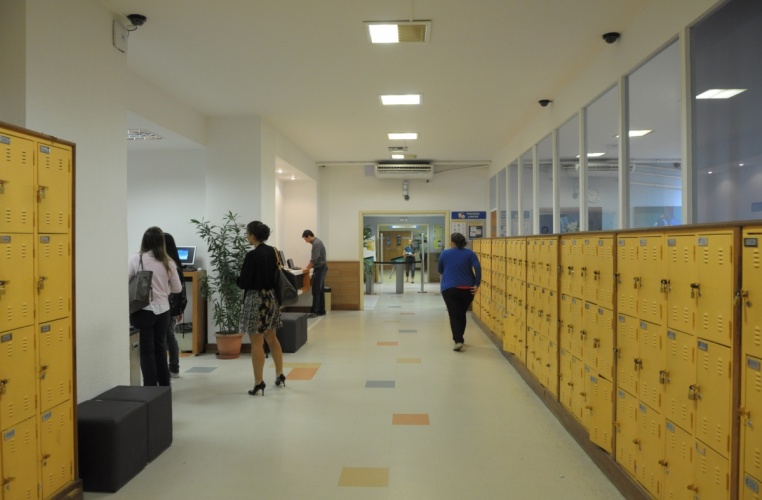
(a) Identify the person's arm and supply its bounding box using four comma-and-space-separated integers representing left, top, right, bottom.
236, 251, 255, 288
168, 262, 183, 294
305, 244, 319, 271
471, 252, 481, 294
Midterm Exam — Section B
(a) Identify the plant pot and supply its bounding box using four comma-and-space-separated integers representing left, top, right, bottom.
215, 333, 243, 359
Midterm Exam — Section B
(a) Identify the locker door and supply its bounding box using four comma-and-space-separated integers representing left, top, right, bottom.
578, 365, 591, 429
743, 474, 761, 500
695, 233, 736, 347
582, 302, 597, 368
639, 235, 666, 326
1, 417, 39, 500
0, 132, 35, 234
664, 420, 694, 500
597, 236, 617, 310
742, 230, 762, 358
584, 238, 598, 304
560, 294, 573, 352
665, 329, 696, 434
546, 340, 559, 397
559, 348, 574, 411
742, 356, 762, 482
587, 375, 613, 453
516, 321, 527, 363
0, 234, 35, 331
639, 320, 665, 413
616, 388, 639, 478
571, 356, 586, 427
695, 339, 732, 457
0, 327, 36, 430
40, 401, 74, 498
37, 234, 71, 323
693, 440, 730, 500
617, 314, 640, 397
517, 240, 526, 281
36, 143, 71, 234
502, 315, 515, 354
666, 235, 697, 335
617, 237, 639, 317
547, 238, 558, 292
572, 238, 585, 299
596, 307, 615, 382
543, 289, 558, 341
570, 297, 584, 359
38, 319, 72, 413
560, 238, 574, 295
637, 402, 664, 498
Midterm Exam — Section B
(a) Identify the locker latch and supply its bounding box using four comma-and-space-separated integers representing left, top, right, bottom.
633, 277, 641, 289
0, 379, 7, 394
42, 453, 51, 466
593, 270, 600, 281
37, 276, 46, 290
0, 281, 5, 296
634, 358, 643, 371
659, 370, 668, 384
40, 365, 48, 380
537, 309, 543, 318
658, 459, 668, 467
37, 185, 47, 200
613, 347, 620, 358
567, 324, 574, 334
593, 338, 600, 349
614, 272, 621, 284
546, 313, 552, 323
567, 266, 574, 276
3, 476, 15, 489
660, 279, 670, 293
584, 404, 593, 410
740, 407, 752, 427
690, 283, 701, 298
737, 290, 750, 307
687, 484, 699, 493
0, 179, 5, 194
580, 266, 586, 277
688, 384, 701, 400
580, 329, 587, 341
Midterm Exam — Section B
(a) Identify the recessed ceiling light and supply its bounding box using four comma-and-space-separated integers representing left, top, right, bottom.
380, 94, 422, 105
391, 154, 418, 159
290, 175, 296, 180
708, 171, 713, 174
127, 128, 164, 141
739, 163, 745, 167
365, 21, 431, 44
696, 89, 747, 99
576, 153, 606, 158
628, 129, 653, 137
391, 154, 405, 159
388, 133, 417, 140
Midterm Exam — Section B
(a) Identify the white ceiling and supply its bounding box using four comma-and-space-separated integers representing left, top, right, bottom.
112, 0, 655, 169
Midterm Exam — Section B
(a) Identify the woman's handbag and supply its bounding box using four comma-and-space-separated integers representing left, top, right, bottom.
273, 248, 298, 306
129, 254, 153, 313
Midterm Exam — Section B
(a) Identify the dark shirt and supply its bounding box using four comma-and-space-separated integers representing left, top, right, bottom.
236, 243, 278, 291
310, 237, 327, 268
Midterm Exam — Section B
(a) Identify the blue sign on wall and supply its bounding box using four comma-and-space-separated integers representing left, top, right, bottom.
452, 211, 487, 220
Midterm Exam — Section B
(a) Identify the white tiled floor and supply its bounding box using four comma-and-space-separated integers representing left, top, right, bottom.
86, 282, 623, 499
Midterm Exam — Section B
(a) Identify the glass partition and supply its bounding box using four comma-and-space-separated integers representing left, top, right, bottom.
521, 149, 534, 235
558, 115, 581, 232
692, 0, 762, 223
536, 135, 553, 234
628, 41, 682, 228
498, 168, 507, 236
586, 85, 619, 230
509, 160, 519, 235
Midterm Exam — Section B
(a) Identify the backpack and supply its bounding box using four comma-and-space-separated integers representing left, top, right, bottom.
169, 265, 188, 316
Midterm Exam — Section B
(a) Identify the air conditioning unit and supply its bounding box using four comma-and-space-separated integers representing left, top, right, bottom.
375, 164, 434, 180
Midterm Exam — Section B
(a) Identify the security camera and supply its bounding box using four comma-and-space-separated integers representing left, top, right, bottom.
538, 99, 552, 107
127, 14, 147, 27
602, 32, 620, 44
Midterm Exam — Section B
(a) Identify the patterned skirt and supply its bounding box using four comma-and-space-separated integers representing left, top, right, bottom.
238, 289, 282, 334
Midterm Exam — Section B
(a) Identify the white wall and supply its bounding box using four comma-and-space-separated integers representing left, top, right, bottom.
0, 0, 26, 124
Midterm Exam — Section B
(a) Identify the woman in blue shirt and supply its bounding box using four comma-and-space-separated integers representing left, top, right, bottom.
437, 232, 481, 351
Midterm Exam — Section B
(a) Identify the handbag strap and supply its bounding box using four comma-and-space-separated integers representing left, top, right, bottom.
273, 247, 284, 270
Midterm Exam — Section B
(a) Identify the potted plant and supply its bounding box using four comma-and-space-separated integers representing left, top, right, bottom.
190, 211, 250, 358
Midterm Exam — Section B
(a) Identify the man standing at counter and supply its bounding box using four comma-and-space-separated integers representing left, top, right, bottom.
302, 230, 327, 318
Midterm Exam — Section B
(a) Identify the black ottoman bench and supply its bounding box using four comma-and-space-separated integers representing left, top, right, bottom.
77, 399, 147, 492
96, 385, 172, 462
277, 312, 308, 352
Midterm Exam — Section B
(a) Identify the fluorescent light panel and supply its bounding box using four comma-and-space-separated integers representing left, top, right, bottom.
366, 21, 431, 44
380, 94, 421, 105
628, 129, 653, 137
388, 133, 417, 140
577, 153, 606, 158
696, 89, 747, 99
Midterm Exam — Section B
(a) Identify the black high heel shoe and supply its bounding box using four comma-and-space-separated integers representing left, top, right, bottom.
275, 373, 286, 387
248, 381, 266, 396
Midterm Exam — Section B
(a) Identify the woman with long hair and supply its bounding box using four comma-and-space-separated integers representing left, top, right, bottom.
236, 221, 286, 396
163, 232, 186, 378
437, 232, 481, 352
128, 226, 183, 385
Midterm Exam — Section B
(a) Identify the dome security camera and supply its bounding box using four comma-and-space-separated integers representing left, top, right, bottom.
538, 99, 552, 107
602, 32, 620, 44
127, 14, 147, 27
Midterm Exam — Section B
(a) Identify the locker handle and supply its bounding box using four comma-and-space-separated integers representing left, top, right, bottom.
593, 270, 600, 281
37, 185, 47, 200
593, 338, 600, 348
690, 283, 701, 298
584, 405, 592, 410
545, 363, 551, 368
738, 290, 751, 308
579, 391, 586, 397
567, 382, 574, 387
567, 266, 574, 276
660, 279, 670, 293
580, 330, 587, 340
658, 459, 668, 467
40, 365, 48, 380
0, 280, 6, 296
37, 276, 47, 290
632, 438, 641, 445
687, 485, 698, 493
2, 477, 14, 487
580, 266, 586, 277
0, 379, 7, 394
659, 370, 668, 384
0, 179, 5, 194
614, 272, 621, 284
634, 358, 642, 371
688, 384, 700, 400
633, 277, 641, 289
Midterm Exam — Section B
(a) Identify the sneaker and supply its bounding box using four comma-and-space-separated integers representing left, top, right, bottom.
453, 343, 464, 352
308, 313, 318, 318
170, 371, 180, 378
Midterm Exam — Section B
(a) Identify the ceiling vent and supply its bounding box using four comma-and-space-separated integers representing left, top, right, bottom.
375, 163, 433, 179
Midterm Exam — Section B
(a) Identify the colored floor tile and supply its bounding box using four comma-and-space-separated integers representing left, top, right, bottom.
392, 413, 430, 425
377, 341, 399, 346
366, 380, 395, 388
338, 467, 389, 487
286, 367, 319, 380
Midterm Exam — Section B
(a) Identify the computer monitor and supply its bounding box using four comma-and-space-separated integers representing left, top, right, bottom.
177, 246, 196, 266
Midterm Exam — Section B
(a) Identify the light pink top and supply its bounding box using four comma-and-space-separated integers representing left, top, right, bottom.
128, 252, 183, 314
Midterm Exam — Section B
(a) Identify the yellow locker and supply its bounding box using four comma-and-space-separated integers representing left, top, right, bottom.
743, 474, 761, 500
545, 340, 559, 397
546, 238, 558, 292
637, 401, 664, 498
571, 238, 585, 299
502, 315, 515, 354
663, 420, 694, 500
542, 288, 558, 340
741, 356, 762, 482
559, 294, 573, 352
695, 339, 732, 458
572, 358, 588, 428
693, 439, 730, 500
38, 319, 72, 413
0, 326, 36, 431
527, 329, 539, 377
516, 321, 527, 364
595, 307, 615, 382
587, 374, 613, 453
617, 314, 639, 397
616, 388, 639, 478
617, 237, 639, 318
570, 297, 584, 358
665, 329, 696, 434
40, 400, 74, 498
517, 240, 526, 281
695, 233, 736, 347
582, 302, 597, 368
559, 348, 574, 412
0, 132, 35, 234
583, 237, 598, 304
0, 234, 35, 331
639, 320, 665, 414
1, 417, 38, 500
666, 234, 697, 341
36, 234, 71, 323
638, 235, 666, 326
560, 237, 574, 296
527, 239, 539, 286
597, 236, 616, 310
36, 143, 71, 234
742, 230, 762, 358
